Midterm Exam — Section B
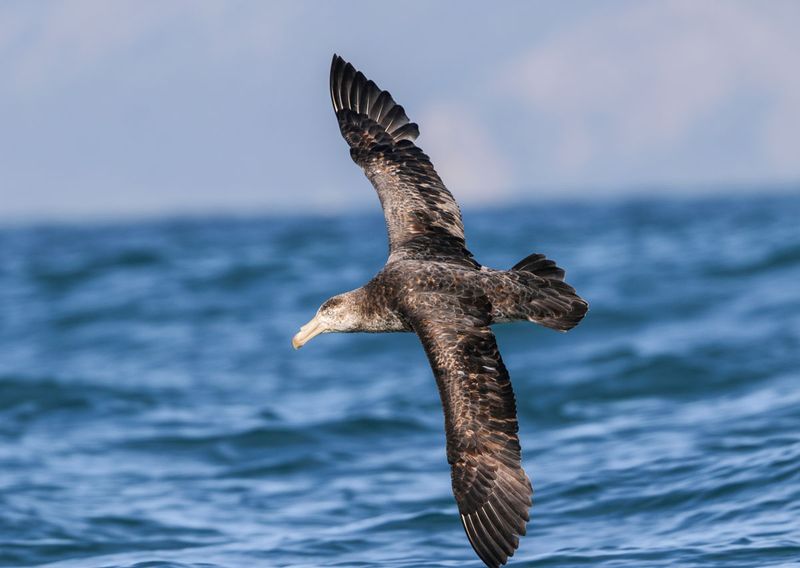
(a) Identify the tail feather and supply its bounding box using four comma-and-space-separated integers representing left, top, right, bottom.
512, 252, 566, 281
533, 280, 588, 332
496, 252, 588, 332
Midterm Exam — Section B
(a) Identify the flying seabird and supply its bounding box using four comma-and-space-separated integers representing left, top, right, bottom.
292, 55, 588, 568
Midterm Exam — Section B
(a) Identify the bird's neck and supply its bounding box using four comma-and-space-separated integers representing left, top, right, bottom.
341, 285, 409, 333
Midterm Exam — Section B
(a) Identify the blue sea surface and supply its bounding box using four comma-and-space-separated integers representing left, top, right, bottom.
1, 193, 799, 568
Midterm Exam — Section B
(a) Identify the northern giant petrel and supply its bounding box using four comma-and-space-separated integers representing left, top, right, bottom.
292, 55, 588, 568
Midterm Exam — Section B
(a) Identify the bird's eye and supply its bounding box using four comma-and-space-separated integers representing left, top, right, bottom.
322, 297, 342, 311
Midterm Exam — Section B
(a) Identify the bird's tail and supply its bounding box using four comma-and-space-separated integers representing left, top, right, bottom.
511, 252, 566, 280
509, 252, 588, 332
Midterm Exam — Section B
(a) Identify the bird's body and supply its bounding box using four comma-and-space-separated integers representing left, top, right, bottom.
292, 55, 588, 568
311, 259, 585, 333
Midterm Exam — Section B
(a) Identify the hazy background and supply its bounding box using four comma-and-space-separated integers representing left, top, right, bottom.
2, 4, 800, 567
2, 0, 799, 222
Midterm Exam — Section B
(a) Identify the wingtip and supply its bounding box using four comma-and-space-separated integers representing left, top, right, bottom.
328, 54, 419, 144
330, 54, 346, 112
330, 53, 348, 79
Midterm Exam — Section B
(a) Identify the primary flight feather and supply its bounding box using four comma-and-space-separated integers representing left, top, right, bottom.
292, 55, 588, 568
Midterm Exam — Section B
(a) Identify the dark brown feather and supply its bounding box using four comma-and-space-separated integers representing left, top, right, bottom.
398, 286, 533, 568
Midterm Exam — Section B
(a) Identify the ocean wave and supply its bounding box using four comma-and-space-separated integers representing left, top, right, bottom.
1, 194, 798, 567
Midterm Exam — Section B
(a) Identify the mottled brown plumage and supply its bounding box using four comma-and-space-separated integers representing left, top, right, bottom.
292, 55, 588, 568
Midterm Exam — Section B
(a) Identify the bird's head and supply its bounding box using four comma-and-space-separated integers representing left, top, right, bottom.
292, 292, 362, 349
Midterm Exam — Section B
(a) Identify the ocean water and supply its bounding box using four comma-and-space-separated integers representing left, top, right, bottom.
1, 193, 799, 568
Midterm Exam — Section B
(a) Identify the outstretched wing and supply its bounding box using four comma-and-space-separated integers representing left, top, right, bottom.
403, 291, 532, 568
330, 55, 476, 267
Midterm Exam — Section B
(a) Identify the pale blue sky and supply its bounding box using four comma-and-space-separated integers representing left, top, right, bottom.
2, 1, 799, 221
